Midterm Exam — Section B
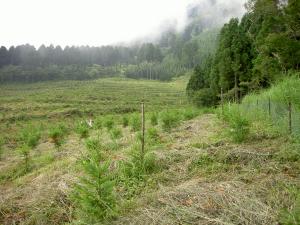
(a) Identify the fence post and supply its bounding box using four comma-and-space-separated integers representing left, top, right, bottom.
221, 87, 224, 115
288, 101, 292, 134
268, 97, 271, 116
141, 101, 145, 161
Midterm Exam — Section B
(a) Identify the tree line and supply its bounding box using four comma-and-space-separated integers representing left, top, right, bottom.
187, 0, 300, 106
0, 7, 219, 83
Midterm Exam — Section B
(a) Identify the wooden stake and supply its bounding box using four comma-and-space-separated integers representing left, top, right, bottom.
221, 87, 224, 115
234, 74, 238, 103
288, 101, 292, 134
268, 97, 271, 116
141, 102, 145, 161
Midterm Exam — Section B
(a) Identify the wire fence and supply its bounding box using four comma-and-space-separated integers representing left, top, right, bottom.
238, 97, 300, 137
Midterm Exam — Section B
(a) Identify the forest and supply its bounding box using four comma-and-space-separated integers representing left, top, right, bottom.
0, 4, 218, 83
187, 0, 300, 105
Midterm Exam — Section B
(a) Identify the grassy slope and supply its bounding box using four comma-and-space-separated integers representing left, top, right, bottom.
0, 76, 299, 225
111, 114, 299, 225
0, 77, 191, 224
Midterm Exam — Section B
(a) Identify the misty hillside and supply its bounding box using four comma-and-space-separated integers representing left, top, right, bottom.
0, 0, 299, 225
0, 0, 245, 83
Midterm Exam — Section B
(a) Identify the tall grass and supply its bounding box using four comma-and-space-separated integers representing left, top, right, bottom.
220, 75, 300, 139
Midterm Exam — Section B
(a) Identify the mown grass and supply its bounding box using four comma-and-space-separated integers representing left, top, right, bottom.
0, 76, 197, 225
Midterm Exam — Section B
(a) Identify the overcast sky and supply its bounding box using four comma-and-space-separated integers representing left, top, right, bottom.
0, 0, 246, 48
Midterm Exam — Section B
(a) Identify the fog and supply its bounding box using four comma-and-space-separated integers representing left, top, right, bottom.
0, 0, 247, 48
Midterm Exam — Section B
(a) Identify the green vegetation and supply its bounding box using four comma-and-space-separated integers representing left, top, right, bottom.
19, 125, 41, 149
147, 127, 160, 143
17, 144, 32, 172
110, 128, 123, 140
150, 113, 158, 126
187, 0, 300, 106
94, 117, 103, 130
122, 115, 129, 127
0, 1, 299, 224
103, 116, 115, 131
48, 123, 67, 149
75, 121, 89, 139
73, 138, 116, 223
130, 114, 141, 132
161, 110, 181, 131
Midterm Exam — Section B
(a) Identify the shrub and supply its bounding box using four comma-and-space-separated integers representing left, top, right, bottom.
48, 123, 67, 149
75, 122, 89, 139
161, 110, 181, 131
122, 115, 129, 127
103, 116, 115, 131
150, 113, 158, 126
229, 115, 250, 143
19, 125, 41, 149
223, 106, 250, 143
190, 88, 218, 107
72, 138, 116, 223
130, 114, 141, 132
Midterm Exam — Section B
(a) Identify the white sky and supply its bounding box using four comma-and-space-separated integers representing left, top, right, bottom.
0, 0, 246, 48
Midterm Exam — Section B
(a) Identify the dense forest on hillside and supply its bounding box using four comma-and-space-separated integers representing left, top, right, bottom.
187, 0, 300, 106
0, 4, 218, 83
